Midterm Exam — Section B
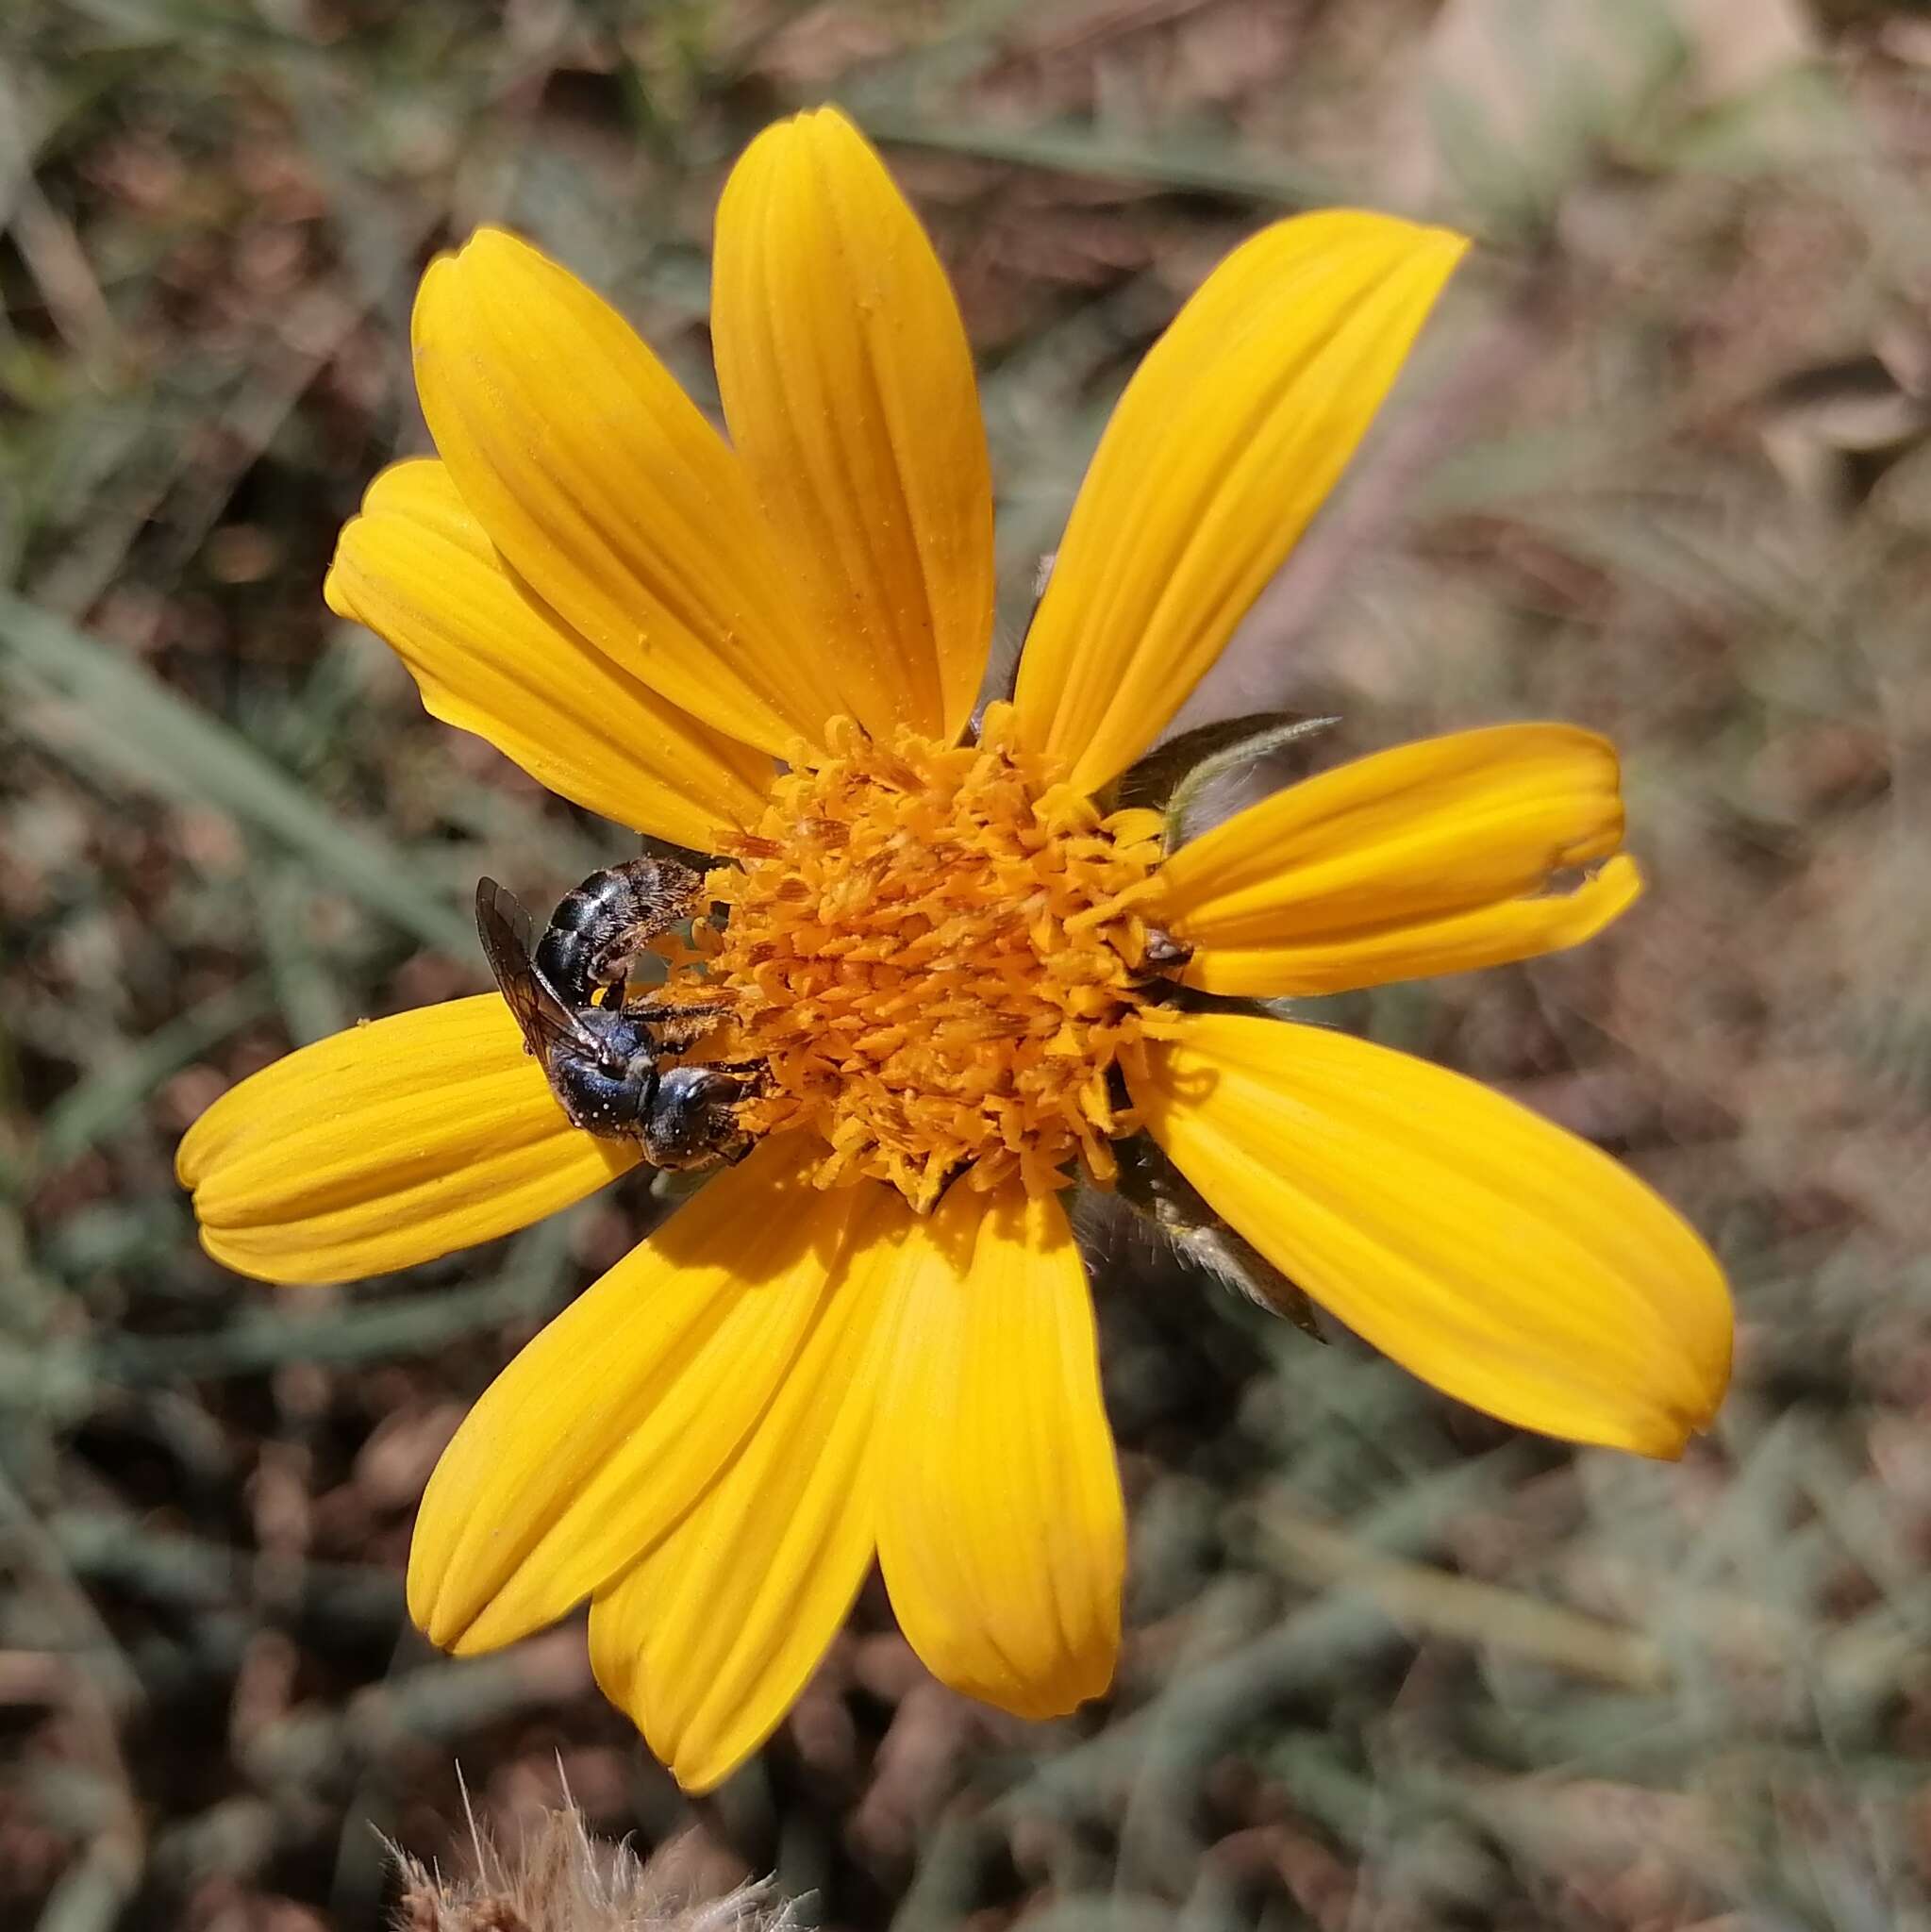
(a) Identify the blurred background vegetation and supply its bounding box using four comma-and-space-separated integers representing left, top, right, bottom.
7, 0, 1931, 1925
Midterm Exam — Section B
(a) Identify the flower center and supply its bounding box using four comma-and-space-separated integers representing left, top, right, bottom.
676, 704, 1180, 1210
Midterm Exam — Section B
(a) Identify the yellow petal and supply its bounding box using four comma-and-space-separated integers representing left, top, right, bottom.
1183, 858, 1642, 997
411, 228, 834, 757
1011, 211, 1467, 793
712, 108, 994, 741
1135, 1013, 1731, 1457
1157, 724, 1641, 996
176, 996, 634, 1286
408, 1137, 867, 1656
325, 460, 774, 849
877, 1185, 1123, 1719
588, 1184, 912, 1792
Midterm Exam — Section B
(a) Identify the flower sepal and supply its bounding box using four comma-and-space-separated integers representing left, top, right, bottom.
1112, 711, 1340, 854
1110, 1133, 1326, 1341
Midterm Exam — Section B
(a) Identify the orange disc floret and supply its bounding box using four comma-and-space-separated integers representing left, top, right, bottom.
687, 703, 1180, 1209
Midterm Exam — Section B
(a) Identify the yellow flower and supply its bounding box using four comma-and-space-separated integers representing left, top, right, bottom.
175, 108, 1731, 1793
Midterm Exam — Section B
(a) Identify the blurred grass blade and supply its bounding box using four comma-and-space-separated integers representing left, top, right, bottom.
849, 108, 1349, 209
92, 1211, 579, 1382
29, 978, 274, 1178
1254, 1500, 1671, 1691
0, 591, 471, 955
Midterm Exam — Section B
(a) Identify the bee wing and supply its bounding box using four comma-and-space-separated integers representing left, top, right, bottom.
474, 877, 606, 1062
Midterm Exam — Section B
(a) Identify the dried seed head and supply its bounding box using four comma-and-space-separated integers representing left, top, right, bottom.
389, 1801, 794, 1932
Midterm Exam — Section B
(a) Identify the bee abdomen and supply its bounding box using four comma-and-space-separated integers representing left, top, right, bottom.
537, 869, 636, 1006
536, 858, 703, 1008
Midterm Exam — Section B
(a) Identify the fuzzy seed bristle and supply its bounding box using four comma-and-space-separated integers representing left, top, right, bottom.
389, 1801, 794, 1932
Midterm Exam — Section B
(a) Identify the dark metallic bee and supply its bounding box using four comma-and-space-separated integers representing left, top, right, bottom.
475, 865, 754, 1171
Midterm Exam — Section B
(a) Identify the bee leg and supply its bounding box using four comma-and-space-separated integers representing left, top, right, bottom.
641, 1016, 709, 1053
624, 997, 736, 1052
599, 858, 704, 964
